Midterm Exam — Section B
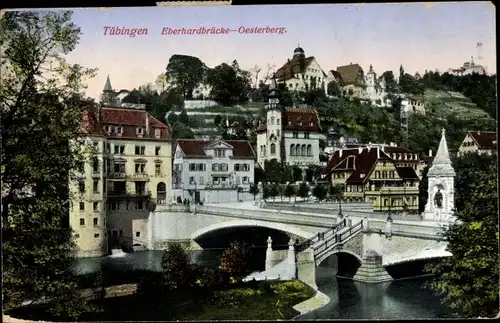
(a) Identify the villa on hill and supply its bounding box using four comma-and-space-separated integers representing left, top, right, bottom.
457, 131, 497, 157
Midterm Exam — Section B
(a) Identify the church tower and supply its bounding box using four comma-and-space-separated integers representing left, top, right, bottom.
423, 128, 456, 222
365, 64, 376, 96
101, 75, 114, 105
266, 78, 284, 163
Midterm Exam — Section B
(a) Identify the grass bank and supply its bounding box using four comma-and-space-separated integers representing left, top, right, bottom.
9, 280, 315, 321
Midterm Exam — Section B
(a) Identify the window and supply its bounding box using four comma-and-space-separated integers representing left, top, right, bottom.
277, 118, 280, 125
310, 121, 314, 127
277, 130, 281, 137
155, 163, 161, 175
93, 202, 99, 211
75, 234, 80, 238
270, 143, 276, 155
243, 176, 249, 184
199, 176, 205, 185
220, 163, 228, 171
78, 181, 85, 193
114, 162, 126, 173
270, 117, 275, 125
109, 201, 117, 211
135, 145, 145, 155
136, 232, 141, 238
212, 164, 218, 171
136, 127, 144, 135
389, 171, 395, 178
304, 133, 310, 139
307, 145, 312, 156
155, 128, 161, 138
79, 202, 85, 211
93, 217, 98, 226
135, 163, 146, 173
92, 141, 98, 150
93, 180, 99, 193
155, 146, 161, 156
80, 218, 85, 226
243, 163, 249, 171
106, 143, 111, 153
114, 126, 123, 135
189, 176, 195, 184
114, 145, 125, 154
234, 164, 240, 171
290, 144, 295, 156
92, 158, 99, 173
235, 176, 241, 185
136, 200, 144, 210
215, 149, 225, 157
94, 233, 100, 238
293, 132, 298, 138
375, 171, 380, 178
288, 118, 292, 125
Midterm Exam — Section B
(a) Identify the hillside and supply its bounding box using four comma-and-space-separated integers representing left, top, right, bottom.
423, 89, 493, 121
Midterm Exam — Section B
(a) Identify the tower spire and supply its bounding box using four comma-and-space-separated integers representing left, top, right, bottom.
103, 75, 113, 92
427, 128, 455, 177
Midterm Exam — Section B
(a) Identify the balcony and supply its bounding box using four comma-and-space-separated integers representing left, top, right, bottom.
205, 183, 240, 190
107, 191, 151, 199
131, 173, 149, 181
107, 172, 127, 180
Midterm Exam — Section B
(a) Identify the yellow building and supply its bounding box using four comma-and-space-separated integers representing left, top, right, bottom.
70, 104, 172, 257
325, 145, 422, 213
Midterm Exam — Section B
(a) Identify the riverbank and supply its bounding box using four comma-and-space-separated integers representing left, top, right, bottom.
7, 280, 315, 321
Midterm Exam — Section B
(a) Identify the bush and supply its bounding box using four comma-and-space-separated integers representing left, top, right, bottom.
219, 241, 251, 283
298, 182, 310, 200
161, 242, 195, 290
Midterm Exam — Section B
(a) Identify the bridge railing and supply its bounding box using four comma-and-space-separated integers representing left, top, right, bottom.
313, 221, 364, 261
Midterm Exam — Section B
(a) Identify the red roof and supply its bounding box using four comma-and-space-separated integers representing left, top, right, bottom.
79, 105, 171, 140
324, 147, 419, 184
176, 139, 256, 159
255, 108, 322, 133
468, 131, 497, 150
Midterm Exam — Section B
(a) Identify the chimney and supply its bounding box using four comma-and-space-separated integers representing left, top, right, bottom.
377, 147, 380, 159
339, 149, 343, 158
145, 113, 150, 134
428, 149, 433, 157
477, 130, 481, 135
358, 147, 363, 154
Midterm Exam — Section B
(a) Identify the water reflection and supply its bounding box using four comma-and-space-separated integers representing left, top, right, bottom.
299, 257, 452, 320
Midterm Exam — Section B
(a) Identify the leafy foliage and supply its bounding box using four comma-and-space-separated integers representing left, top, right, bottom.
1, 10, 100, 319
424, 159, 499, 318
249, 183, 259, 200
219, 241, 251, 282
165, 54, 207, 99
284, 184, 297, 201
161, 243, 194, 290
267, 183, 280, 201
298, 182, 310, 200
206, 60, 251, 105
312, 184, 328, 202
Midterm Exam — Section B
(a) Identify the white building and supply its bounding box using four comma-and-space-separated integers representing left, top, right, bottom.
423, 128, 456, 223
255, 80, 323, 170
273, 46, 328, 95
457, 130, 497, 157
329, 64, 390, 107
447, 57, 486, 76
172, 139, 256, 204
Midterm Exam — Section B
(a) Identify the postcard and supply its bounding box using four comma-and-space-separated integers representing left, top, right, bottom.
1, 2, 498, 322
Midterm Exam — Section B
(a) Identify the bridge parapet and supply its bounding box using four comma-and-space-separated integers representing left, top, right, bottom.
196, 204, 338, 229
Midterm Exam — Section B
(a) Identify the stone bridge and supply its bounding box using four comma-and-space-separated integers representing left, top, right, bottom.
146, 201, 451, 283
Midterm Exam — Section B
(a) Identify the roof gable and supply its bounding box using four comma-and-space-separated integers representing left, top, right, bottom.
336, 63, 364, 85
206, 140, 233, 149
468, 131, 497, 150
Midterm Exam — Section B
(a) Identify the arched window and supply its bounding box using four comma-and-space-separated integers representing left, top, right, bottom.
270, 143, 276, 155
307, 144, 312, 156
270, 117, 275, 125
290, 144, 295, 156
157, 182, 166, 201
301, 144, 306, 156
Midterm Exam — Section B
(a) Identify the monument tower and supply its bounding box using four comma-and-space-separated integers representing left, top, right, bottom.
423, 128, 456, 222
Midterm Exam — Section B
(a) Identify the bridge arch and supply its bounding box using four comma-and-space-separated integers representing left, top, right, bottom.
316, 249, 363, 266
190, 219, 315, 241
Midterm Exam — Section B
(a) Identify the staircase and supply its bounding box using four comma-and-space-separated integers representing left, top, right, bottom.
296, 220, 364, 265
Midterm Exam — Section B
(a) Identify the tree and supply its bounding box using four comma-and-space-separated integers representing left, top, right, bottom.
155, 73, 168, 93
249, 183, 259, 200
312, 184, 328, 202
214, 114, 222, 126
267, 183, 280, 202
298, 182, 310, 201
424, 161, 499, 318
219, 241, 250, 282
171, 122, 194, 139
418, 166, 429, 213
178, 109, 190, 124
1, 11, 101, 319
165, 54, 207, 99
327, 81, 341, 97
161, 242, 194, 290
381, 70, 397, 93
284, 184, 296, 202
206, 61, 251, 105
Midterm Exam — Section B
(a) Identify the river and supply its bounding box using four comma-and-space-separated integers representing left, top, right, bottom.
72, 250, 451, 320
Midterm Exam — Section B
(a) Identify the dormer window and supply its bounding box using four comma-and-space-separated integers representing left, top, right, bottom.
155, 128, 161, 138
104, 125, 111, 134
136, 127, 144, 136
309, 121, 314, 127
288, 118, 292, 125
114, 126, 123, 135
298, 118, 302, 126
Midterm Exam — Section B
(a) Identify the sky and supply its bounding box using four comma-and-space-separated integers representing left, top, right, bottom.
55, 2, 496, 99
